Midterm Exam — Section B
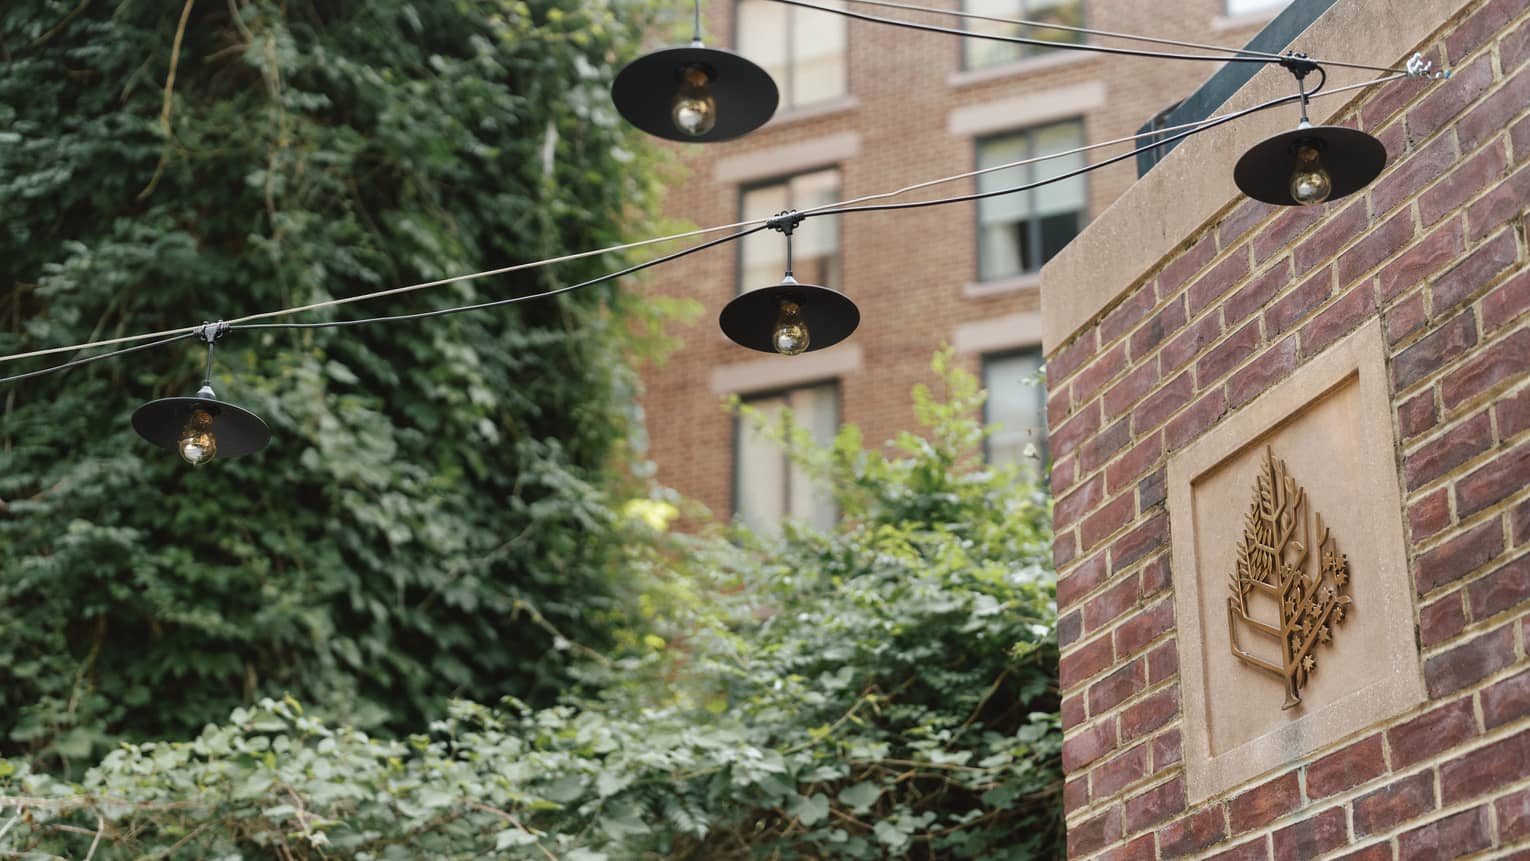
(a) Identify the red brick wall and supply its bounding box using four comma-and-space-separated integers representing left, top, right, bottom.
1049, 1, 1530, 857
641, 0, 1274, 523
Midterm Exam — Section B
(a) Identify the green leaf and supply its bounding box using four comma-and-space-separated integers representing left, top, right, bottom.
836, 781, 882, 813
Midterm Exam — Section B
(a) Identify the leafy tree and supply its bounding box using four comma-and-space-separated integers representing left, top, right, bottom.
0, 0, 674, 767
1, 354, 1064, 859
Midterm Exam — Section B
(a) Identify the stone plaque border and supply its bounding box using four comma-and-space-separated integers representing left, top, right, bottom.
1167, 319, 1425, 804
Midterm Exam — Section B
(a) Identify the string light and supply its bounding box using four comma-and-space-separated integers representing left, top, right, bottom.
1233, 60, 1387, 207
611, 0, 779, 141
130, 324, 270, 465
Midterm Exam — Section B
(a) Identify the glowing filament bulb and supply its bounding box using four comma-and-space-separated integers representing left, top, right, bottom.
1289, 144, 1332, 206
178, 409, 218, 466
672, 67, 717, 136
773, 300, 810, 355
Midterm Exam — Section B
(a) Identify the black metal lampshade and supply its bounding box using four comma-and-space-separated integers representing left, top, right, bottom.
132, 385, 270, 459
720, 278, 860, 354
1234, 124, 1387, 206
611, 45, 779, 142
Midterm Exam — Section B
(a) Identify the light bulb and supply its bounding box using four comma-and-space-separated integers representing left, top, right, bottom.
772, 301, 810, 355
671, 67, 716, 136
1289, 144, 1331, 206
178, 409, 218, 466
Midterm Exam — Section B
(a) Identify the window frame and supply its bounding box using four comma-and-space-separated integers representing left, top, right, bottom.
735, 166, 844, 295
731, 380, 842, 531
959, 0, 1087, 72
981, 347, 1049, 473
733, 0, 849, 110
972, 119, 1089, 283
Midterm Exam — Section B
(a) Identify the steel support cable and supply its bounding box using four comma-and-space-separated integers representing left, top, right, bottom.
0, 226, 769, 386
0, 333, 200, 386
765, 0, 1410, 73
0, 219, 782, 366
228, 223, 771, 333
824, 0, 1416, 74
835, 0, 1291, 60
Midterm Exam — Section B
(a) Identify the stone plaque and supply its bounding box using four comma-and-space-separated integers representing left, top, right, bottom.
1167, 320, 1424, 803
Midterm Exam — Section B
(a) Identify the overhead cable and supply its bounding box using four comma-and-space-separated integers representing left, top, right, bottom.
765, 0, 1411, 73
0, 70, 1417, 382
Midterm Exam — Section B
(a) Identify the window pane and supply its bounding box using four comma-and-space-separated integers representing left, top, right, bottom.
737, 0, 789, 89
787, 384, 839, 530
736, 384, 839, 534
1027, 0, 1084, 47
976, 122, 1084, 280
979, 222, 1026, 281
963, 0, 1024, 69
737, 395, 787, 532
962, 0, 1084, 69
1030, 121, 1086, 217
791, 0, 847, 103
984, 351, 1047, 477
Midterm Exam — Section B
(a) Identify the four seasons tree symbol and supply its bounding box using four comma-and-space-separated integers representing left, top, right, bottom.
1227, 447, 1353, 710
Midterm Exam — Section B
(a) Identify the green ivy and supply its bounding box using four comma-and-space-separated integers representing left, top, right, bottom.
0, 0, 678, 767
1, 354, 1064, 858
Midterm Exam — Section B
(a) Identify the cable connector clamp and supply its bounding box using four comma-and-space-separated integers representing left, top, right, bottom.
766, 210, 805, 236
1280, 52, 1320, 79
194, 321, 229, 344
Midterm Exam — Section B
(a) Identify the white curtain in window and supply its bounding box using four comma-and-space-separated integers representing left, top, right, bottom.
737, 394, 787, 532
790, 0, 847, 102
1031, 122, 1086, 218
984, 351, 1046, 475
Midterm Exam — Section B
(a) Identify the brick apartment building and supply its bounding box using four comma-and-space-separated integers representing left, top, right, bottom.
637, 0, 1293, 529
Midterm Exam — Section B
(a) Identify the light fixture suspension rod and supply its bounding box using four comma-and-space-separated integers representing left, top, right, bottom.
768, 210, 804, 278
692, 0, 703, 43
766, 0, 1412, 74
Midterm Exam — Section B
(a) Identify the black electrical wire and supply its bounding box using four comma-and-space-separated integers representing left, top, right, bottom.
807, 0, 1411, 75
808, 67, 1325, 218
0, 332, 200, 386
768, 0, 1293, 66
228, 223, 771, 333
0, 63, 1366, 385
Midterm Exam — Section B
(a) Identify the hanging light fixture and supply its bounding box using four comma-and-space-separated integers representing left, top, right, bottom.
611, 0, 779, 142
720, 212, 859, 354
131, 323, 269, 465
1234, 55, 1387, 206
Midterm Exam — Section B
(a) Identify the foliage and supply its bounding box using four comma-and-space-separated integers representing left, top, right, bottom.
0, 354, 1064, 859
0, 0, 677, 767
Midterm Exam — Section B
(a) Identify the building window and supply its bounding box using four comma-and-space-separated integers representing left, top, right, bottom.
734, 382, 839, 533
976, 120, 1086, 282
1226, 0, 1288, 16
962, 0, 1084, 70
738, 168, 841, 293
736, 0, 848, 110
983, 350, 1048, 477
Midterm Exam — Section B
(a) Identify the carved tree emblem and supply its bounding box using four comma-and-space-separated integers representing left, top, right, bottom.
1227, 447, 1352, 710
